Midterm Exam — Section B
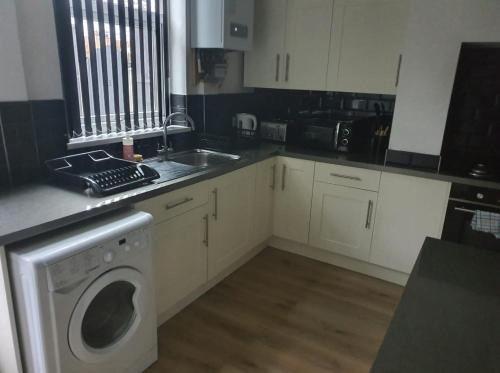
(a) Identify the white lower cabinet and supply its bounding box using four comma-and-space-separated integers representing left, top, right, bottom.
137, 157, 451, 313
152, 205, 209, 317
273, 157, 315, 243
309, 182, 377, 261
253, 158, 277, 245
370, 173, 450, 273
207, 165, 257, 280
137, 165, 259, 318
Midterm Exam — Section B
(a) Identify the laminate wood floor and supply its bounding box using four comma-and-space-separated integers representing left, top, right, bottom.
146, 248, 403, 373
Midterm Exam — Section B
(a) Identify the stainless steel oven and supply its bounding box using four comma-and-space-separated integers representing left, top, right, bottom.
442, 183, 500, 251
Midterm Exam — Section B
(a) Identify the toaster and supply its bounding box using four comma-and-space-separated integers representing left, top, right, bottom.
260, 121, 289, 143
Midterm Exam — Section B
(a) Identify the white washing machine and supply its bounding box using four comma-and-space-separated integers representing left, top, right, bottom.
9, 210, 158, 373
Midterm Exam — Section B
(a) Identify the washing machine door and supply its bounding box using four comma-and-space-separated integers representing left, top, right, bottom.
68, 267, 150, 363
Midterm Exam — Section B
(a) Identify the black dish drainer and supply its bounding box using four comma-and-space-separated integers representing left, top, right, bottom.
46, 150, 160, 195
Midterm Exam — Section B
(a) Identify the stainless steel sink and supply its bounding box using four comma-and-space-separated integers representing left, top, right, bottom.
167, 149, 241, 167
143, 158, 202, 184
143, 149, 241, 185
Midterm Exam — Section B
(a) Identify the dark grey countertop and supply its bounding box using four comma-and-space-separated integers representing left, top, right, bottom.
371, 238, 500, 373
1, 144, 499, 247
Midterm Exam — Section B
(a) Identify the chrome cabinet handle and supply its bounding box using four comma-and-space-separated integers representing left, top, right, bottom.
281, 164, 287, 191
395, 54, 402, 87
454, 207, 476, 214
212, 188, 218, 220
365, 200, 374, 229
270, 164, 276, 190
203, 214, 209, 247
285, 53, 290, 82
275, 54, 280, 82
165, 197, 194, 210
330, 173, 362, 181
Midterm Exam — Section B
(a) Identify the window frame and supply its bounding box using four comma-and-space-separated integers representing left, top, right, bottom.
53, 0, 171, 150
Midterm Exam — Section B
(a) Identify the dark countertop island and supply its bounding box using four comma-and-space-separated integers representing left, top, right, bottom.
371, 238, 500, 373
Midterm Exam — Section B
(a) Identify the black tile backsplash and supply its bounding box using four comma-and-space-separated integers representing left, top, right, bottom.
0, 119, 10, 190
0, 89, 396, 189
0, 102, 40, 186
0, 100, 67, 188
187, 89, 396, 136
32, 100, 68, 169
385, 149, 441, 171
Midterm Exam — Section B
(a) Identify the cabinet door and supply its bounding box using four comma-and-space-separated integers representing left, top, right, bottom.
327, 0, 409, 94
309, 182, 377, 261
285, 0, 334, 90
208, 165, 256, 279
370, 173, 450, 273
244, 0, 288, 88
153, 205, 209, 316
273, 157, 315, 243
253, 158, 277, 245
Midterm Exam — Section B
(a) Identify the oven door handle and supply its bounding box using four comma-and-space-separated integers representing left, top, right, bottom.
454, 207, 476, 214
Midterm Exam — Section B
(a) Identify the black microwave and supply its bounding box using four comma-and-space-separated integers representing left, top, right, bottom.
301, 116, 391, 153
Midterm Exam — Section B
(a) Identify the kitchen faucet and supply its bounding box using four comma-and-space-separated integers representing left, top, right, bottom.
158, 112, 196, 160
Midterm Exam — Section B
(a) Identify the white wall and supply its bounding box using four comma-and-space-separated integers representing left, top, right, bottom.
0, 0, 28, 102
3, 0, 245, 101
390, 0, 500, 155
169, 0, 190, 96
15, 0, 63, 100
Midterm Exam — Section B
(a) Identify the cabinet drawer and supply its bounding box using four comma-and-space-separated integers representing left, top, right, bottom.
135, 182, 209, 223
315, 162, 381, 191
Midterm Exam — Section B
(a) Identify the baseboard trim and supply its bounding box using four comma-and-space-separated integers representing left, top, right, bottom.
157, 240, 268, 326
268, 236, 409, 286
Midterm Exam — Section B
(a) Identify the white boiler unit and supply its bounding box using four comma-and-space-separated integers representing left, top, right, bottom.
191, 0, 255, 51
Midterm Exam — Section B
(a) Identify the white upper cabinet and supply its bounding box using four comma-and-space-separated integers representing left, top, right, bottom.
370, 173, 450, 274
327, 0, 410, 94
273, 157, 315, 243
207, 165, 257, 280
244, 0, 409, 94
244, 0, 288, 89
284, 0, 334, 90
309, 182, 377, 261
244, 0, 334, 90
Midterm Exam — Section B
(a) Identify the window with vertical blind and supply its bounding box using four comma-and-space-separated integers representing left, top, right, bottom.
54, 0, 169, 148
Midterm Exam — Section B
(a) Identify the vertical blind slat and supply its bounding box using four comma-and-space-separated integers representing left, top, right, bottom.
138, 1, 148, 128
107, 0, 121, 132
155, 0, 163, 125
118, 0, 131, 131
84, 0, 102, 134
146, 0, 156, 127
96, 0, 111, 133
55, 0, 169, 139
128, 0, 140, 130
72, 1, 92, 135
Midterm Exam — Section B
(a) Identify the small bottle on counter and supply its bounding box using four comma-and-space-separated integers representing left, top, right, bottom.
122, 137, 134, 161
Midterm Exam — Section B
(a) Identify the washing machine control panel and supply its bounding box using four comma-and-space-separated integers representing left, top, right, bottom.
46, 228, 148, 291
